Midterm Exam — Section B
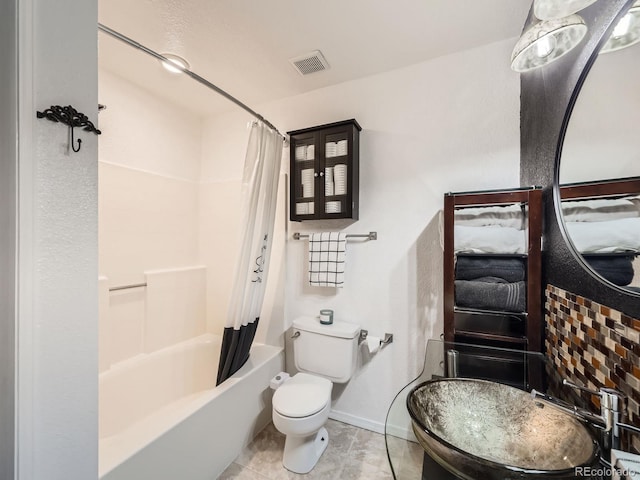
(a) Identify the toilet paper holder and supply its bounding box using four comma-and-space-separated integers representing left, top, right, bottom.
359, 329, 393, 348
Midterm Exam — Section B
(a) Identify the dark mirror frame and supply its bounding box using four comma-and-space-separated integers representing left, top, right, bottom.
520, 0, 640, 319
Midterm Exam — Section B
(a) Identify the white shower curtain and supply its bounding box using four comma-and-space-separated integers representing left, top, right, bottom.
217, 122, 283, 385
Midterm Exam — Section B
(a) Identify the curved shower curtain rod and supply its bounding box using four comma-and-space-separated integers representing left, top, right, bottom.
97, 23, 286, 139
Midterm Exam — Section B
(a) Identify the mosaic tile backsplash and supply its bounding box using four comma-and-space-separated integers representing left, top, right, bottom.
546, 284, 640, 451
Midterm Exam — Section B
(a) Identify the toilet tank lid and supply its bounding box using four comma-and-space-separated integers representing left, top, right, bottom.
293, 316, 360, 339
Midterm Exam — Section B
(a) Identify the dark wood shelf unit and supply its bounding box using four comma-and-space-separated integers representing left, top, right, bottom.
443, 187, 543, 352
288, 119, 361, 221
559, 176, 640, 200
453, 306, 528, 317
456, 253, 529, 259
454, 330, 528, 345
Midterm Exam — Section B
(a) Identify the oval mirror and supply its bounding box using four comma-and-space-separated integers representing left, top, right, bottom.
558, 2, 640, 294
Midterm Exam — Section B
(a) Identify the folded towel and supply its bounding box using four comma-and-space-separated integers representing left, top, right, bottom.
565, 217, 640, 253
583, 255, 635, 286
454, 225, 527, 254
455, 204, 525, 229
455, 278, 526, 313
561, 197, 640, 222
455, 256, 526, 282
309, 232, 346, 288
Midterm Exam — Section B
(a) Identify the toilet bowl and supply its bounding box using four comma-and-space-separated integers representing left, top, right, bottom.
271, 316, 360, 474
272, 373, 332, 473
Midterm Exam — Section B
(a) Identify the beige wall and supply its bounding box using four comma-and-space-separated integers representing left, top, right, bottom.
20, 1, 99, 477
200, 37, 522, 431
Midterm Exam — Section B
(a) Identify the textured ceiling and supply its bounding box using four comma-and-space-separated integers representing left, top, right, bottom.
98, 0, 531, 117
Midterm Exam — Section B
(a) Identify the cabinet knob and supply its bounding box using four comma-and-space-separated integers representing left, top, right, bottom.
319, 172, 324, 177
314, 172, 319, 178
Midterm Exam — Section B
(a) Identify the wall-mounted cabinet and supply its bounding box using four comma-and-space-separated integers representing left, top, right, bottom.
288, 119, 361, 221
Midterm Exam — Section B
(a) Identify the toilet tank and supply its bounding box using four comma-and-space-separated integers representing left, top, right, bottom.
293, 316, 360, 383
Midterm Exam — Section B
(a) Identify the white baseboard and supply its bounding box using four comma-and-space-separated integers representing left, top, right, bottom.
328, 409, 385, 434
328, 409, 417, 442
385, 422, 417, 442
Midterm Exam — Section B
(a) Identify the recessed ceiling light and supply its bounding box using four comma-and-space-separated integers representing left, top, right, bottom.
160, 53, 190, 74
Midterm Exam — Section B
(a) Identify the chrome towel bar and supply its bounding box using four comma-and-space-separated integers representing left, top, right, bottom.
293, 231, 377, 241
108, 282, 147, 292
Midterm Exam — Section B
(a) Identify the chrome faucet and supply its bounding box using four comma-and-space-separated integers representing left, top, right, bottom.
531, 379, 625, 452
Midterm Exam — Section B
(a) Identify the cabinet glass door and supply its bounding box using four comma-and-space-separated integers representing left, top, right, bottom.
292, 134, 316, 217
321, 130, 350, 216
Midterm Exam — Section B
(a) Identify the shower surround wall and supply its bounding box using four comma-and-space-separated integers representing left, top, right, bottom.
98, 68, 286, 363
98, 67, 287, 477
98, 69, 204, 369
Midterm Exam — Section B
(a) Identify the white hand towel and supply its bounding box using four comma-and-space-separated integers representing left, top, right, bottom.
565, 217, 640, 253
309, 232, 346, 287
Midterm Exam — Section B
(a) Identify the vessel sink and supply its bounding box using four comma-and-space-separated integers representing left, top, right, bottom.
407, 378, 600, 479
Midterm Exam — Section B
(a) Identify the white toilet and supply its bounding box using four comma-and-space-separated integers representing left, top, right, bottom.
272, 316, 360, 474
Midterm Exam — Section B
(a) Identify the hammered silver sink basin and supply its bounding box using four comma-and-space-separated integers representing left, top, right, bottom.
407, 378, 600, 479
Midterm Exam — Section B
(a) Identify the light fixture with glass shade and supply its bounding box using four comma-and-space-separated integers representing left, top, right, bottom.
534, 0, 599, 20
511, 14, 588, 72
600, 1, 640, 53
160, 53, 190, 74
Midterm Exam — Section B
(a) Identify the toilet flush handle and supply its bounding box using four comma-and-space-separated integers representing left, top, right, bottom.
291, 331, 301, 339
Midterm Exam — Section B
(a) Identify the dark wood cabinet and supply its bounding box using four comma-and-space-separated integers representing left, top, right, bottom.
288, 119, 361, 221
443, 187, 543, 388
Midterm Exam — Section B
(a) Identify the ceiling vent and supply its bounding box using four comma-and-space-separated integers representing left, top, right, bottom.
289, 50, 330, 76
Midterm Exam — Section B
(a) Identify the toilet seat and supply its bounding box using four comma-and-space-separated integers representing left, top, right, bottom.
273, 373, 332, 418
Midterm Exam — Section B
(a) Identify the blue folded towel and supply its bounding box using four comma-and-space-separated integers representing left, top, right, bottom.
583, 255, 635, 287
455, 278, 526, 313
455, 256, 526, 283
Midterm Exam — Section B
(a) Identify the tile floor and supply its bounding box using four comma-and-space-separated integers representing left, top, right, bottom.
218, 419, 396, 479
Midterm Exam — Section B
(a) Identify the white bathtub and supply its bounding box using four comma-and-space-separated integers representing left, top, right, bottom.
99, 333, 283, 480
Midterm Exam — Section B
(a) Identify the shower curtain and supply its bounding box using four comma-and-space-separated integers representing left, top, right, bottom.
216, 122, 283, 385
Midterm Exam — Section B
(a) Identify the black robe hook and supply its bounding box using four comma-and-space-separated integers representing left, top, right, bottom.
70, 126, 82, 153
36, 105, 101, 153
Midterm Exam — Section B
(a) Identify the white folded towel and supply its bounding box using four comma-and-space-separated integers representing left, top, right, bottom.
561, 197, 640, 222
565, 217, 640, 253
309, 232, 346, 288
454, 225, 527, 254
455, 204, 526, 229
